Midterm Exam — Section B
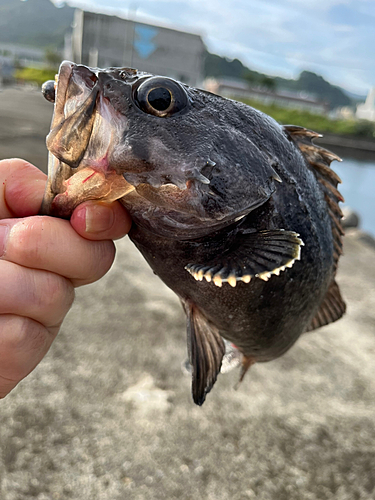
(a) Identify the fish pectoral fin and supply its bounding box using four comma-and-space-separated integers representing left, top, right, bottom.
185, 229, 303, 287
305, 279, 346, 332
184, 301, 225, 406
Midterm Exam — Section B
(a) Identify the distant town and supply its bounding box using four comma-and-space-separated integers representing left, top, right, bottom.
0, 0, 374, 143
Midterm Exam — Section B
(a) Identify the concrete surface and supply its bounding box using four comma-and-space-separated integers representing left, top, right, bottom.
0, 86, 374, 500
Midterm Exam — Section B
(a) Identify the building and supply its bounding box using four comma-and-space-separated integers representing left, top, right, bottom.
67, 10, 205, 87
0, 43, 45, 68
204, 77, 329, 115
356, 88, 375, 121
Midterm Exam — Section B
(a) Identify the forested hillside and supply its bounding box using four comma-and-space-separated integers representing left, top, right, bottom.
0, 0, 74, 48
204, 52, 353, 110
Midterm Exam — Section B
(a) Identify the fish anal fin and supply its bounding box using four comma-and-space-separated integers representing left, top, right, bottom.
185, 230, 303, 288
283, 125, 345, 273
184, 301, 225, 405
306, 279, 346, 332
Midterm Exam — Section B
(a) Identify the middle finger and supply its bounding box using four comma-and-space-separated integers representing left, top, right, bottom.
0, 216, 116, 286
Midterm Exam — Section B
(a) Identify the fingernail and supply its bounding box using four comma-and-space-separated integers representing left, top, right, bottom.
85, 204, 115, 233
0, 223, 10, 258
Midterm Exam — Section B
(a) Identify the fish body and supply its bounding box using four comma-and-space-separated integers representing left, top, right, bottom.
41, 62, 346, 404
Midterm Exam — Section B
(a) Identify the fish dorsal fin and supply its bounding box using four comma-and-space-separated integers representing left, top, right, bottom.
184, 301, 225, 405
185, 230, 303, 287
283, 125, 345, 272
306, 279, 346, 332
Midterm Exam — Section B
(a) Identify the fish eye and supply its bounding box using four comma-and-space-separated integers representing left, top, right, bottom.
42, 80, 56, 103
133, 77, 188, 117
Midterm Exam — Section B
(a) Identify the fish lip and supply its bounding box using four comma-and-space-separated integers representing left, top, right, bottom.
54, 61, 75, 113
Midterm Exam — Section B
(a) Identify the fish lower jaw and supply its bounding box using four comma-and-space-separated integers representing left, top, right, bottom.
49, 166, 135, 217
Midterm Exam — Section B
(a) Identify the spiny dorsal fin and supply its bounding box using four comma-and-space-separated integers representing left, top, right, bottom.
306, 279, 346, 332
185, 230, 303, 287
283, 125, 345, 273
184, 301, 225, 405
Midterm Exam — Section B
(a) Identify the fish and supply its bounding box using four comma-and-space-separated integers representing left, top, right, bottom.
40, 61, 346, 405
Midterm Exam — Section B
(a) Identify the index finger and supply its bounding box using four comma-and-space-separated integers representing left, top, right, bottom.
0, 159, 132, 240
0, 159, 46, 218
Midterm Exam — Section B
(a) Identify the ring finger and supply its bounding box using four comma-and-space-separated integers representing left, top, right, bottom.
0, 260, 75, 327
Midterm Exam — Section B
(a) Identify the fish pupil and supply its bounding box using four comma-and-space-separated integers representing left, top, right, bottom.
148, 87, 171, 111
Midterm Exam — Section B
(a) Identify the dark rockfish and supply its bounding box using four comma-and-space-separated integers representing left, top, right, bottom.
41, 62, 346, 405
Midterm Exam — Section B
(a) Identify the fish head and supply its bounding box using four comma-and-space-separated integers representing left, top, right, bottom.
42, 61, 282, 239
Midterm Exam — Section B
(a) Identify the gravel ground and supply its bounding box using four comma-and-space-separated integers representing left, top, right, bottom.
0, 86, 374, 500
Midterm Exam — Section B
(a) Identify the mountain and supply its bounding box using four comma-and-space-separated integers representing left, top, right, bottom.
274, 71, 352, 110
0, 0, 74, 48
204, 52, 353, 110
203, 53, 262, 82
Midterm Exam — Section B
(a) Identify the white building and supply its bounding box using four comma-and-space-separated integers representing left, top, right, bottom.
67, 10, 206, 87
356, 88, 375, 121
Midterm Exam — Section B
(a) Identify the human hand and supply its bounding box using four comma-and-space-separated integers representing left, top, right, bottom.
0, 158, 132, 398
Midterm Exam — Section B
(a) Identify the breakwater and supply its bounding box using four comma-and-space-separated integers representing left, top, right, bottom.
317, 134, 375, 161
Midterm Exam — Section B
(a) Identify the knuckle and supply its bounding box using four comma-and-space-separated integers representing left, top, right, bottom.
0, 316, 47, 384
3, 316, 47, 355
32, 273, 75, 324
9, 217, 48, 266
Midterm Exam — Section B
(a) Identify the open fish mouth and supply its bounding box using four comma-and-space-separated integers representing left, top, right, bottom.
40, 62, 138, 217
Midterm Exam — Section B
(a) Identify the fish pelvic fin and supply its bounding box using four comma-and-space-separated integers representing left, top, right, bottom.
183, 301, 225, 406
283, 125, 345, 274
233, 355, 256, 391
185, 230, 303, 288
305, 279, 346, 332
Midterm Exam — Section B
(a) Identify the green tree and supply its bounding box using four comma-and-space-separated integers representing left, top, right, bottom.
261, 76, 276, 91
243, 72, 256, 86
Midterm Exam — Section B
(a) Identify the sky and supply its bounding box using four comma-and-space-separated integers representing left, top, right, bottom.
67, 0, 375, 96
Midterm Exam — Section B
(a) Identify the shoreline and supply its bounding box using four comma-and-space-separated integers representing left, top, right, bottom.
317, 134, 375, 152
313, 134, 375, 161
346, 228, 375, 249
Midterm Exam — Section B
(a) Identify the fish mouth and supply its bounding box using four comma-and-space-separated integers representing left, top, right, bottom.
40, 62, 137, 217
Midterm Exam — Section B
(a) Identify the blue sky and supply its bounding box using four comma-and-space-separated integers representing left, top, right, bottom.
68, 0, 374, 95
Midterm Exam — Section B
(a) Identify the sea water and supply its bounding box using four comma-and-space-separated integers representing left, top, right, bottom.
334, 156, 375, 237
